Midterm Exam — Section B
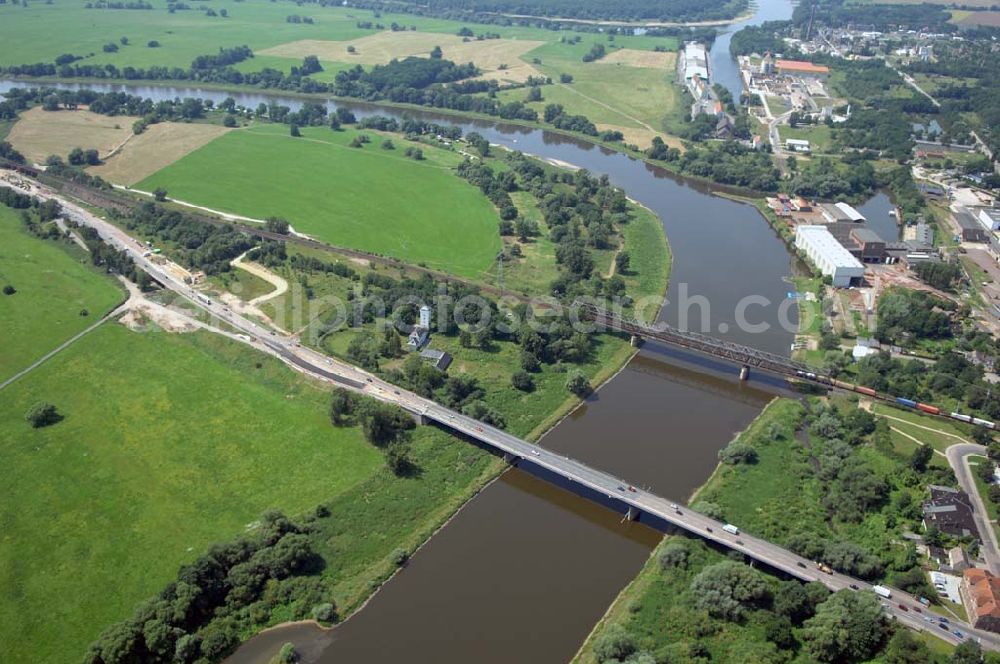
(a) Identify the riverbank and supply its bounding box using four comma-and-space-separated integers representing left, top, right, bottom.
570, 397, 800, 664
0, 77, 778, 199
224, 198, 673, 662
572, 391, 968, 662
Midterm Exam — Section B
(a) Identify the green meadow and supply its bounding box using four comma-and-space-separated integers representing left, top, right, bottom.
0, 0, 678, 71
0, 205, 125, 383
137, 124, 503, 277
0, 324, 384, 663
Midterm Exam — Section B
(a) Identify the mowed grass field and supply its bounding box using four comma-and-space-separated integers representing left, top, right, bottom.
494, 39, 681, 148
0, 205, 125, 383
0, 323, 384, 664
137, 124, 503, 277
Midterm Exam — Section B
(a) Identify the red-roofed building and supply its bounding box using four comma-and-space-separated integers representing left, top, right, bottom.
776, 59, 830, 79
961, 568, 1000, 633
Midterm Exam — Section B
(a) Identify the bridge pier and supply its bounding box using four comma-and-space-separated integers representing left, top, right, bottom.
626, 505, 640, 521
503, 451, 516, 465
739, 365, 750, 381
411, 411, 429, 426
630, 334, 642, 348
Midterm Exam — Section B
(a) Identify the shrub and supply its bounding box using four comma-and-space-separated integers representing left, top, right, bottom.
311, 603, 336, 623
592, 624, 636, 663
511, 370, 534, 392
25, 402, 61, 428
719, 441, 758, 465
658, 541, 689, 570
566, 371, 591, 397
2, 284, 15, 295
691, 500, 724, 520
276, 642, 297, 663
690, 560, 770, 621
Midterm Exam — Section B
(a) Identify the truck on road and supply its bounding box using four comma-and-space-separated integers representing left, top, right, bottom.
873, 585, 892, 599
722, 524, 739, 535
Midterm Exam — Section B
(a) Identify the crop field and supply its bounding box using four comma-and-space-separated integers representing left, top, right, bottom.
0, 1, 681, 141
261, 32, 547, 84
0, 323, 384, 664
89, 120, 232, 185
137, 124, 502, 277
6, 107, 136, 165
0, 205, 125, 383
0, 0, 676, 71
951, 10, 1000, 27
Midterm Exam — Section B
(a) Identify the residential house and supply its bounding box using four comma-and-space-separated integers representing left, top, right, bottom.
923, 485, 980, 541
961, 568, 1000, 633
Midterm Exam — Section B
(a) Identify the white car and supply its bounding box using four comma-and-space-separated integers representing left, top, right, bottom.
530, 449, 540, 456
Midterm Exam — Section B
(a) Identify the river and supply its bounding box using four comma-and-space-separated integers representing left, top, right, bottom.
1, 4, 806, 660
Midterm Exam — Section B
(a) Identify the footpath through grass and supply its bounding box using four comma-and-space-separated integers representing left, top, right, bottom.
0, 205, 125, 383
0, 324, 384, 664
137, 123, 502, 278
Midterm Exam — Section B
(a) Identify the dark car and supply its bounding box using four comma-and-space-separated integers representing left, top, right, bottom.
849, 584, 859, 590
796, 562, 807, 569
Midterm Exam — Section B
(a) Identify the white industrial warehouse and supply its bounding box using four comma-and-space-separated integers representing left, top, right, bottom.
682, 42, 709, 81
795, 225, 865, 287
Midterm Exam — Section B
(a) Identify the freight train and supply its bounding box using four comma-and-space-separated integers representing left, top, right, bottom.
794, 371, 996, 430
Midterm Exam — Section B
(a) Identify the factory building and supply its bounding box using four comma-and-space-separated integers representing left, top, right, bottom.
904, 223, 934, 246
977, 208, 1000, 232
682, 42, 709, 81
795, 225, 865, 287
776, 59, 830, 79
820, 202, 866, 224
850, 227, 886, 263
956, 209, 989, 242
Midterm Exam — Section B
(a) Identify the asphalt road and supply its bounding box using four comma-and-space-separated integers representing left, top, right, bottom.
15, 178, 1000, 652
948, 443, 1000, 575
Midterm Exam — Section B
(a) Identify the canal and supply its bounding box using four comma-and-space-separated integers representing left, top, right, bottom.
2, 4, 807, 659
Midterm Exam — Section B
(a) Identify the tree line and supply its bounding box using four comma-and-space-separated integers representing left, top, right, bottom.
367, 0, 746, 22
84, 512, 323, 664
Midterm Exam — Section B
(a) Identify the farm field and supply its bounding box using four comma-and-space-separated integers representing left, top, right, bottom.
137, 123, 503, 278
261, 32, 547, 84
89, 120, 232, 185
0, 0, 677, 72
0, 205, 124, 383
0, 1, 683, 145
950, 10, 1000, 27
495, 41, 681, 149
0, 323, 384, 664
6, 106, 136, 164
